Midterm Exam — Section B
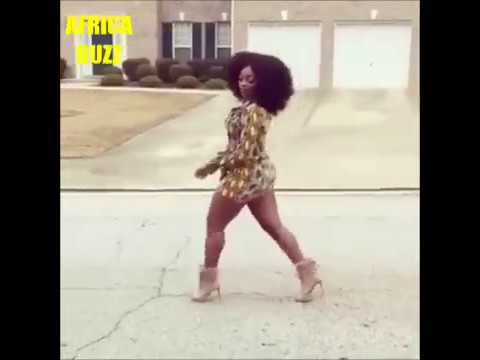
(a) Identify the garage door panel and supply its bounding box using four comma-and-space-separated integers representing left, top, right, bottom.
248, 23, 321, 89
333, 24, 412, 89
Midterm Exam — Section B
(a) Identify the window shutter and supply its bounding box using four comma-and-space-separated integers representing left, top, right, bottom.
192, 23, 202, 59
205, 22, 216, 59
162, 22, 173, 58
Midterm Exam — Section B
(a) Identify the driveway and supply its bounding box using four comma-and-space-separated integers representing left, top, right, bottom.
61, 87, 419, 190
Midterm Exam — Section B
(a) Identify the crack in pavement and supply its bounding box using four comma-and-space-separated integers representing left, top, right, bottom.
71, 294, 158, 360
71, 236, 192, 360
150, 291, 296, 301
166, 235, 192, 269
156, 267, 168, 298
61, 286, 158, 291
156, 235, 192, 297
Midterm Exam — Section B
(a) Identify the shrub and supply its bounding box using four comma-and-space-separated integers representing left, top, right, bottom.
169, 64, 194, 83
102, 66, 123, 76
204, 78, 228, 90
208, 65, 228, 81
176, 75, 200, 89
136, 64, 157, 80
122, 58, 150, 81
198, 74, 210, 83
139, 75, 163, 88
207, 58, 230, 68
60, 58, 67, 79
155, 58, 179, 82
187, 60, 211, 79
100, 74, 125, 86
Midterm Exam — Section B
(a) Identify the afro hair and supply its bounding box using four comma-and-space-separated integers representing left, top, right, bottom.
227, 51, 294, 115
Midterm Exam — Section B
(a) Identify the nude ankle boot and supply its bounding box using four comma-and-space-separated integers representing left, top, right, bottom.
295, 258, 324, 302
192, 265, 221, 302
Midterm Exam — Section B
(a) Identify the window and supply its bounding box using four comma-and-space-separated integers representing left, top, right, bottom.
173, 22, 192, 62
164, 22, 231, 61
216, 22, 231, 59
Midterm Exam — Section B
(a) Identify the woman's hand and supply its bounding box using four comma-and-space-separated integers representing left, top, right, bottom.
195, 150, 228, 179
194, 166, 210, 179
195, 160, 220, 179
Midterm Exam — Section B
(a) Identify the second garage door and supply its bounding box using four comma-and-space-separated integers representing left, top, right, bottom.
248, 23, 322, 89
333, 23, 412, 89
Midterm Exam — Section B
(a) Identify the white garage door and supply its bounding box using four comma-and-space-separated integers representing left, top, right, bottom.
333, 23, 412, 89
248, 23, 322, 89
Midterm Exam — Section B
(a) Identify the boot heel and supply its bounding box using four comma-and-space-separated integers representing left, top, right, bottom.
192, 266, 220, 303
295, 258, 324, 302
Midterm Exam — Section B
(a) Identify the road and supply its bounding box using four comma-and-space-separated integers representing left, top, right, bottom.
61, 191, 419, 359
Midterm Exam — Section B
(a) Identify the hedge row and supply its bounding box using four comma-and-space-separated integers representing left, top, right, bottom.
100, 73, 227, 90
120, 58, 230, 83
97, 57, 231, 89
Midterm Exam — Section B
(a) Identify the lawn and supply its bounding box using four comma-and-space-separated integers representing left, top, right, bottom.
61, 89, 213, 158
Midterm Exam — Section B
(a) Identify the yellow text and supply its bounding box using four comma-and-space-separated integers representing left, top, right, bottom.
76, 45, 123, 65
66, 16, 133, 35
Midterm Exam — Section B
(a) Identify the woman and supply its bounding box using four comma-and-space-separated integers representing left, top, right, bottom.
193, 51, 323, 302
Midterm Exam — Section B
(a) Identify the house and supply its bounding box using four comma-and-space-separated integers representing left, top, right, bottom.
60, 1, 231, 79
60, 0, 419, 94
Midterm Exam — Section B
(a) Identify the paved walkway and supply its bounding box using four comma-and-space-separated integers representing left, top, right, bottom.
61, 191, 419, 359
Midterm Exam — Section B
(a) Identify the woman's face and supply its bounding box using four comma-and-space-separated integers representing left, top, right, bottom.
238, 66, 256, 100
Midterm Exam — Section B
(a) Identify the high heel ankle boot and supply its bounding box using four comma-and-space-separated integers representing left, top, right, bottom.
192, 265, 221, 302
295, 258, 324, 302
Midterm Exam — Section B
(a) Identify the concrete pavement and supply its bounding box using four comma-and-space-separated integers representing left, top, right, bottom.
61, 191, 419, 359
61, 88, 419, 190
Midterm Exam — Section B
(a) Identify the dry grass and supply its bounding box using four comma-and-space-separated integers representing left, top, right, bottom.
61, 89, 213, 158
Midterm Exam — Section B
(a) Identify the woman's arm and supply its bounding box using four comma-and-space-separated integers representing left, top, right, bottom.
194, 150, 227, 179
195, 105, 269, 179
220, 105, 268, 169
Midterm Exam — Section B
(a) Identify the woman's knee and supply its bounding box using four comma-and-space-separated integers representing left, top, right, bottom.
205, 230, 224, 246
260, 220, 283, 239
206, 226, 225, 239
206, 208, 226, 235
206, 214, 217, 231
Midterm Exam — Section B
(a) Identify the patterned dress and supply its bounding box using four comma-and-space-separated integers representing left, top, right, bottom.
204, 101, 276, 203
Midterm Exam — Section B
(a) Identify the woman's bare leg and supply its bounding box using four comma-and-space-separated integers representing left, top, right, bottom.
204, 189, 245, 267
247, 191, 305, 264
